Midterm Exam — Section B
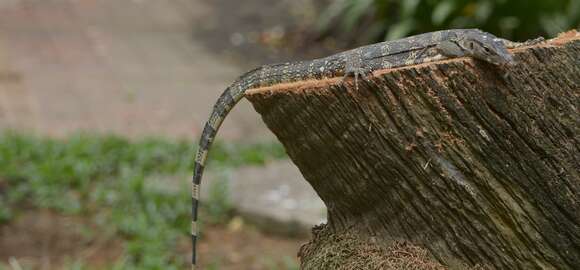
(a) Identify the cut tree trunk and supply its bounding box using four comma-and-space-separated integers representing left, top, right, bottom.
245, 31, 580, 270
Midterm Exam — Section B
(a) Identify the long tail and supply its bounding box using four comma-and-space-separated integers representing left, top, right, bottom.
191, 67, 259, 269
190, 59, 315, 268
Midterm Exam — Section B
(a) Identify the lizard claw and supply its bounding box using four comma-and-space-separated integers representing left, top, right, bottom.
342, 49, 372, 90
523, 36, 545, 47
342, 68, 372, 90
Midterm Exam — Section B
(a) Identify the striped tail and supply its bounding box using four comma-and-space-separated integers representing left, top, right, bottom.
189, 59, 320, 268
191, 82, 246, 269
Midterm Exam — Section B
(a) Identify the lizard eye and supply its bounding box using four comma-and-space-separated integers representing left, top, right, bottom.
484, 47, 491, 52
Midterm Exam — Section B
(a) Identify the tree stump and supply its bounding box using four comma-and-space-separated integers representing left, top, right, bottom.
245, 31, 580, 270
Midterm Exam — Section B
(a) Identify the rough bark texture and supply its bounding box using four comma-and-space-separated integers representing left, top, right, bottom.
246, 31, 580, 270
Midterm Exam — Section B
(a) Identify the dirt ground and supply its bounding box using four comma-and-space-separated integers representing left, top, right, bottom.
0, 210, 306, 269
0, 210, 122, 269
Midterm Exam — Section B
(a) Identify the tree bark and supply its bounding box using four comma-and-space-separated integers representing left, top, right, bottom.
245, 31, 580, 270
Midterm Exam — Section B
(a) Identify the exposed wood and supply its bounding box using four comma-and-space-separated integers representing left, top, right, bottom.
246, 31, 580, 270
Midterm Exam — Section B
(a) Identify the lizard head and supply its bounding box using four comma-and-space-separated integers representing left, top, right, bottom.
458, 32, 514, 66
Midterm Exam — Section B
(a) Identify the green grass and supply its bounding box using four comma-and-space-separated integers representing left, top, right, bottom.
319, 0, 580, 43
0, 131, 290, 269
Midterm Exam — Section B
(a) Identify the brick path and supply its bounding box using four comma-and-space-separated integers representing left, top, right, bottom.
0, 0, 270, 140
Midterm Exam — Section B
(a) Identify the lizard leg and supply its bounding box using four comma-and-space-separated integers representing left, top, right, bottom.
500, 36, 545, 49
434, 40, 464, 58
342, 49, 372, 90
414, 45, 432, 60
524, 37, 546, 46
342, 67, 372, 89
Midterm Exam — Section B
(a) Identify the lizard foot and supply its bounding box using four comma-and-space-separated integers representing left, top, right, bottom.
503, 36, 546, 49
523, 36, 546, 46
342, 67, 372, 90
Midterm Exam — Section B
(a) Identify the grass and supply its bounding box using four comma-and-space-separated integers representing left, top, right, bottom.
318, 0, 580, 43
0, 132, 294, 269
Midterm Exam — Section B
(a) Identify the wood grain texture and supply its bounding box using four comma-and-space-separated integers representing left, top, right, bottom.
246, 32, 580, 270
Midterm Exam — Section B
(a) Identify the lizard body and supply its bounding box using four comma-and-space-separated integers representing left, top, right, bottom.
191, 28, 516, 269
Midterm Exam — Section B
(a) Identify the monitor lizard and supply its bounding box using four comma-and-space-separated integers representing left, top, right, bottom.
190, 28, 529, 269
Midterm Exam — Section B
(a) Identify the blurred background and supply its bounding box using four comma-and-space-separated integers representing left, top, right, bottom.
0, 0, 577, 269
